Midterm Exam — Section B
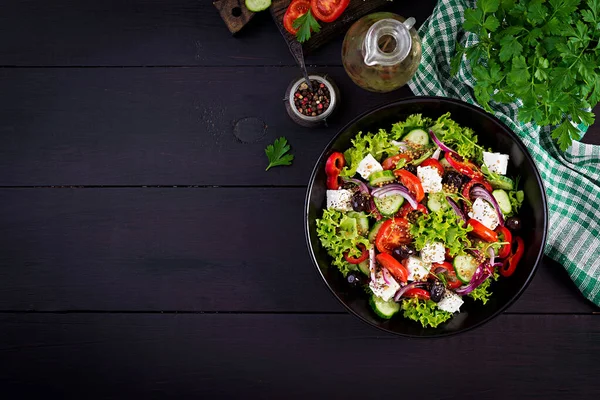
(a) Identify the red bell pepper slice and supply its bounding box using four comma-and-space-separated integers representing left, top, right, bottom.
393, 169, 425, 202
396, 201, 428, 218
431, 261, 462, 289
343, 244, 368, 264
445, 152, 483, 179
325, 152, 346, 190
462, 177, 494, 198
420, 158, 444, 176
496, 226, 513, 259
499, 236, 524, 277
467, 219, 499, 242
376, 253, 409, 283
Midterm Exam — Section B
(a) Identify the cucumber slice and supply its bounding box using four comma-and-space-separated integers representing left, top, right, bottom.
374, 194, 404, 216
453, 254, 479, 283
347, 211, 370, 235
245, 0, 271, 12
368, 220, 384, 243
489, 176, 514, 191
492, 189, 512, 215
370, 295, 400, 319
358, 259, 370, 276
403, 129, 430, 146
427, 192, 449, 213
368, 170, 396, 186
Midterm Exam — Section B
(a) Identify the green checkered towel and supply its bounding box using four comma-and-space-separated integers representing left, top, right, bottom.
408, 0, 600, 306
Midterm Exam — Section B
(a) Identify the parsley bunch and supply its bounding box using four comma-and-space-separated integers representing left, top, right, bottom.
453, 0, 600, 151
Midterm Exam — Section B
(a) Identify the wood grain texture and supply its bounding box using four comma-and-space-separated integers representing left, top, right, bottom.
1, 313, 599, 398
214, 0, 255, 34
0, 188, 596, 313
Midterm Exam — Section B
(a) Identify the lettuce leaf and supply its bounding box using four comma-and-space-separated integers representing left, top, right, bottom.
341, 129, 399, 177
390, 114, 433, 140
468, 270, 499, 304
401, 298, 452, 328
409, 207, 473, 256
429, 112, 485, 163
316, 209, 371, 276
507, 189, 524, 216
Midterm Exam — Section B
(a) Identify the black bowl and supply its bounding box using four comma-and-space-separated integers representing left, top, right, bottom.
305, 97, 547, 337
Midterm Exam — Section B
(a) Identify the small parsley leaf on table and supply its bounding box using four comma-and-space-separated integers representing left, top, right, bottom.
265, 137, 294, 171
293, 10, 321, 43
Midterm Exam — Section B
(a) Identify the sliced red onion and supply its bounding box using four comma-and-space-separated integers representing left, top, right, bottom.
391, 140, 409, 153
455, 261, 491, 295
470, 186, 505, 226
394, 281, 427, 301
381, 267, 393, 285
429, 130, 458, 155
432, 147, 442, 160
446, 196, 466, 222
372, 184, 418, 209
341, 177, 370, 195
369, 246, 376, 283
488, 247, 495, 266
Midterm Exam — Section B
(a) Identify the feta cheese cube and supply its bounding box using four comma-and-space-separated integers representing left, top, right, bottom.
369, 268, 400, 301
420, 242, 445, 264
405, 256, 432, 281
483, 152, 509, 175
356, 154, 383, 180
437, 291, 464, 313
468, 197, 499, 230
326, 189, 353, 212
417, 165, 443, 193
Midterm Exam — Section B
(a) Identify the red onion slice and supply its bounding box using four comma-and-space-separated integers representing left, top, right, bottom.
372, 184, 418, 209
432, 147, 442, 160
488, 247, 495, 266
342, 177, 370, 195
381, 267, 394, 285
455, 261, 491, 295
369, 246, 376, 283
430, 130, 458, 156
470, 186, 505, 226
446, 196, 466, 222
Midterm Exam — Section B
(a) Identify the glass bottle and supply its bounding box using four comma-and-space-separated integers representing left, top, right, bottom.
341, 12, 422, 93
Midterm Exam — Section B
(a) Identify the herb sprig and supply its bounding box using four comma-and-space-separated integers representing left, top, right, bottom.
453, 0, 600, 151
265, 137, 294, 171
293, 10, 321, 43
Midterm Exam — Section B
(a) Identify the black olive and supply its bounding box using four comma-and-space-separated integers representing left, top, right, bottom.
506, 217, 522, 231
404, 164, 417, 175
351, 192, 369, 212
429, 280, 445, 302
392, 245, 416, 261
443, 170, 466, 189
346, 273, 363, 288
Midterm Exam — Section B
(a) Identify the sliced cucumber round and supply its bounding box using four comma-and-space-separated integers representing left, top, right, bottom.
453, 254, 479, 283
245, 0, 271, 12
403, 129, 430, 146
492, 189, 512, 215
374, 194, 404, 216
368, 220, 384, 243
358, 259, 370, 276
368, 170, 396, 186
370, 295, 400, 319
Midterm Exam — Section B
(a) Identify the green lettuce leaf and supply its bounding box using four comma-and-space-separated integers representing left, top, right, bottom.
401, 298, 452, 328
409, 207, 473, 256
390, 114, 433, 140
341, 129, 399, 177
429, 112, 486, 163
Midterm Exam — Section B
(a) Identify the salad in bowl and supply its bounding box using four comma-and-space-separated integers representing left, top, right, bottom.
315, 112, 526, 328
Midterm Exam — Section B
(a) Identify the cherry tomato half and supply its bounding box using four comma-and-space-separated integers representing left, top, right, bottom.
467, 219, 499, 242
310, 0, 350, 23
396, 201, 428, 218
376, 253, 408, 283
382, 153, 412, 170
375, 217, 412, 254
393, 169, 425, 202
283, 0, 311, 35
403, 288, 431, 300
420, 158, 444, 176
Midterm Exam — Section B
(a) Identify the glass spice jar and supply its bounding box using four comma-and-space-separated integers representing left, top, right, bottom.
284, 74, 339, 128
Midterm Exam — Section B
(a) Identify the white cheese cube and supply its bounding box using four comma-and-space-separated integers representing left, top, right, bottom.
437, 291, 464, 313
417, 165, 443, 193
483, 152, 509, 175
369, 268, 400, 301
326, 189, 353, 212
356, 154, 383, 180
420, 242, 446, 264
468, 197, 499, 230
405, 256, 432, 281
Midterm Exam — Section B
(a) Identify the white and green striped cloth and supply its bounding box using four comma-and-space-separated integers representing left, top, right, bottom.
408, 0, 600, 306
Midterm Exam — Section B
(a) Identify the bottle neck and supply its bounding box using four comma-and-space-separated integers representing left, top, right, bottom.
363, 18, 415, 67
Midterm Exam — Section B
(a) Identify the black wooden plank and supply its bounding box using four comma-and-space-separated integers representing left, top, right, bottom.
1, 313, 599, 398
0, 188, 595, 313
0, 0, 436, 67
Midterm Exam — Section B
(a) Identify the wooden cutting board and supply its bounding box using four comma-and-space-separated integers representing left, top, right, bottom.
215, 0, 389, 64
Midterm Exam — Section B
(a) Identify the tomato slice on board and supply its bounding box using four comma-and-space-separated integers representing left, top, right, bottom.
376, 253, 408, 283
467, 219, 499, 242
420, 158, 444, 176
283, 0, 311, 35
393, 169, 425, 202
310, 0, 350, 23
499, 236, 524, 277
375, 217, 412, 254
382, 154, 412, 170
343, 244, 368, 264
496, 226, 513, 259
396, 201, 428, 218
403, 288, 431, 300
431, 261, 462, 289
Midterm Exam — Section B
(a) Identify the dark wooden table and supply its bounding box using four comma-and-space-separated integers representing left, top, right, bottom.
1, 1, 599, 398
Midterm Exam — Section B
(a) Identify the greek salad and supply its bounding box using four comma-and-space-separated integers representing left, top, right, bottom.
316, 113, 525, 328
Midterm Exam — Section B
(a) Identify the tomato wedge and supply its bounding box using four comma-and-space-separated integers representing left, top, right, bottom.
445, 152, 483, 179
396, 201, 428, 218
496, 226, 513, 259
393, 169, 425, 202
467, 219, 499, 242
382, 153, 412, 170
375, 217, 412, 254
499, 236, 524, 277
343, 244, 368, 264
283, 0, 311, 35
310, 0, 349, 23
431, 261, 462, 289
325, 152, 345, 190
420, 158, 444, 176
403, 288, 431, 300
462, 177, 493, 198
376, 253, 408, 283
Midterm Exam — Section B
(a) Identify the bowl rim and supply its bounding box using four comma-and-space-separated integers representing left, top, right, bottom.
304, 96, 548, 338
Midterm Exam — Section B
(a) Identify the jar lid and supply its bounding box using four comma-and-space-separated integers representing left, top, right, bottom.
363, 18, 416, 67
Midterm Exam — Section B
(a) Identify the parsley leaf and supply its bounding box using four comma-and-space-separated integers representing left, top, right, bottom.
265, 137, 294, 171
293, 10, 321, 43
